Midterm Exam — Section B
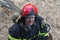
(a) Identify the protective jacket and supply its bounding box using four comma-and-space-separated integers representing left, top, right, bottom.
8, 16, 49, 40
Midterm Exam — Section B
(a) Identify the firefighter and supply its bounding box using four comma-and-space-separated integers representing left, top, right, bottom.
8, 3, 50, 40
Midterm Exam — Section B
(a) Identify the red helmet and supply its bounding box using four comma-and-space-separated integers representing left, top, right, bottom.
21, 3, 38, 17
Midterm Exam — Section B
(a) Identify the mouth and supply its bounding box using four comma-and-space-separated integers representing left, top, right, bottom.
28, 21, 33, 23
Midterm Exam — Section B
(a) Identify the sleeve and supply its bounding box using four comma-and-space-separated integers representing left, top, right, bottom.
40, 22, 50, 40
8, 23, 21, 40
36, 15, 50, 40
41, 20, 51, 40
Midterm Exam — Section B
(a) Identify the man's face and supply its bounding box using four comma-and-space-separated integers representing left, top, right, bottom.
25, 16, 35, 26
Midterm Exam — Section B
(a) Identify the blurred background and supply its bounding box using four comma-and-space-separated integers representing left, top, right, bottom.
0, 0, 60, 40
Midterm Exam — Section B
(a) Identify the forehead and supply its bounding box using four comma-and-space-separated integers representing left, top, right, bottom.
25, 15, 35, 18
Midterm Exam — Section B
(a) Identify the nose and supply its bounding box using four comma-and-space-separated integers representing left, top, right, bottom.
29, 17, 34, 21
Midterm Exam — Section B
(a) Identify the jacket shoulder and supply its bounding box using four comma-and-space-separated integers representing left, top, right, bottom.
9, 23, 21, 39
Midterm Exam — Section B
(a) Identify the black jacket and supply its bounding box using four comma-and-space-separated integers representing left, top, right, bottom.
8, 16, 48, 40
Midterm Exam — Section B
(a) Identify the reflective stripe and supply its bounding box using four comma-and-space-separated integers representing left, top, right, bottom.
44, 33, 49, 36
23, 39, 26, 40
8, 34, 36, 40
8, 31, 48, 40
8, 34, 28, 40
38, 31, 48, 36
8, 34, 21, 40
29, 39, 31, 40
41, 23, 45, 28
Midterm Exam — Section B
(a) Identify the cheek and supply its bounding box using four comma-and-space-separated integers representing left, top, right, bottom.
26, 18, 30, 22
31, 18, 35, 21
25, 18, 29, 23
25, 18, 35, 22
29, 18, 35, 23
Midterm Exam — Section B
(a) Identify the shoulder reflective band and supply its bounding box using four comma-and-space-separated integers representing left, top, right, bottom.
38, 31, 48, 36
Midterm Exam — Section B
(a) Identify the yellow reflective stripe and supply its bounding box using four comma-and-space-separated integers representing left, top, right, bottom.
38, 31, 48, 36
8, 32, 48, 40
38, 31, 41, 35
23, 39, 26, 40
41, 23, 45, 28
44, 33, 48, 36
8, 34, 27, 40
8, 34, 21, 40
